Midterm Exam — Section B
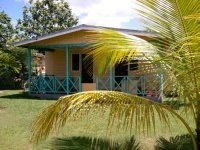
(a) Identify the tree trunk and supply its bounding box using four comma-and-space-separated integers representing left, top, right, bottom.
196, 102, 200, 149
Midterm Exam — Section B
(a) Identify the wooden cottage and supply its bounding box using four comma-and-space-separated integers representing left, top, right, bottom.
14, 24, 163, 101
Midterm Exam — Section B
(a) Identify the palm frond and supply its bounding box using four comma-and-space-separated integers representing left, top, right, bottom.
85, 29, 158, 76
50, 135, 141, 150
134, 0, 200, 126
31, 91, 196, 149
184, 13, 200, 21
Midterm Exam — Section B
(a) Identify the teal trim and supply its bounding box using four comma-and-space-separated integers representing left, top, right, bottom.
79, 76, 82, 92
30, 75, 81, 94
97, 75, 161, 101
96, 77, 99, 90
66, 46, 70, 94
26, 43, 93, 50
27, 48, 31, 94
79, 53, 82, 92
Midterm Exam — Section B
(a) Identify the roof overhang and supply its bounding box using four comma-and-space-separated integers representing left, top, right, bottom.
13, 24, 159, 47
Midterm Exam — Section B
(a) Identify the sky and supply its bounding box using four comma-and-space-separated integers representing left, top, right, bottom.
0, 0, 143, 30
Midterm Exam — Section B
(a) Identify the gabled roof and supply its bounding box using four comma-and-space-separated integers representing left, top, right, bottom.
13, 24, 157, 47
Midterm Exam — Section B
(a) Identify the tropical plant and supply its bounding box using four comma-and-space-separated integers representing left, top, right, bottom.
155, 134, 193, 150
31, 0, 200, 149
50, 135, 141, 150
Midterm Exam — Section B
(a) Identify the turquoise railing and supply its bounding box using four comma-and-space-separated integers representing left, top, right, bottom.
30, 75, 162, 101
30, 75, 81, 94
96, 75, 162, 99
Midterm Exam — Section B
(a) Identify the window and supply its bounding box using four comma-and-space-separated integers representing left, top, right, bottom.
72, 54, 79, 71
130, 60, 138, 71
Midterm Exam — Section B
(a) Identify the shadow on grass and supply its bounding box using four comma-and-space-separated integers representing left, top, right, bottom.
155, 134, 193, 150
0, 92, 42, 100
50, 136, 141, 150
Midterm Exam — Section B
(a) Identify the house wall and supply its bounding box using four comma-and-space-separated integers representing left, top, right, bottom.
42, 30, 159, 92
45, 48, 98, 91
45, 48, 160, 93
30, 30, 95, 46
45, 49, 66, 77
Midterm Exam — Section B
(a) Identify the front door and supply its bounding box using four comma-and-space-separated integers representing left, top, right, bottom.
115, 61, 128, 88
82, 54, 93, 83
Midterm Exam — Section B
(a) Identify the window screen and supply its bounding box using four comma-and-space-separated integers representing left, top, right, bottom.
72, 54, 79, 70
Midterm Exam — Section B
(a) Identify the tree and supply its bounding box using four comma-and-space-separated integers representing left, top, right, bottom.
0, 11, 27, 89
16, 0, 78, 39
0, 11, 13, 48
0, 11, 20, 89
31, 0, 200, 149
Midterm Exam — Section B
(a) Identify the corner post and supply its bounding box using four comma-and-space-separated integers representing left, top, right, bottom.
109, 66, 113, 90
66, 46, 70, 94
79, 54, 82, 92
27, 48, 31, 94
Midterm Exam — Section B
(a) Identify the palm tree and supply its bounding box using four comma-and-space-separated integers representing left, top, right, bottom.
31, 0, 200, 149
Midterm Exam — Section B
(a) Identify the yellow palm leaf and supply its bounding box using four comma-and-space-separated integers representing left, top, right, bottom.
84, 29, 158, 76
31, 91, 196, 149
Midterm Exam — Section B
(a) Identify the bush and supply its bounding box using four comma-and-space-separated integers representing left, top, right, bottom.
155, 134, 193, 150
50, 136, 141, 150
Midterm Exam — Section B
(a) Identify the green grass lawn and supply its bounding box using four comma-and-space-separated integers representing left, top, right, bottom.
0, 90, 195, 150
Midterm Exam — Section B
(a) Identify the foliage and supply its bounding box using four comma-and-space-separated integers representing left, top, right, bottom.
16, 0, 78, 39
50, 136, 141, 150
0, 11, 26, 89
85, 30, 156, 76
155, 134, 193, 150
0, 11, 13, 48
1, 0, 79, 89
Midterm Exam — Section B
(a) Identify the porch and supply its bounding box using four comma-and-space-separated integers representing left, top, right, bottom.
29, 74, 163, 102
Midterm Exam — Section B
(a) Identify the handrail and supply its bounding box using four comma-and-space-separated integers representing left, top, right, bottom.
96, 75, 162, 101
30, 75, 81, 94
30, 75, 162, 102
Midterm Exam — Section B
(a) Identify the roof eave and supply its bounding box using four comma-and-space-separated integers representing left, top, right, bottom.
13, 24, 159, 47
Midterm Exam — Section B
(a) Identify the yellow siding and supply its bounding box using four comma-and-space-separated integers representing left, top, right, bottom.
30, 30, 94, 46
45, 51, 54, 75
45, 49, 159, 78
45, 49, 66, 77
28, 30, 152, 47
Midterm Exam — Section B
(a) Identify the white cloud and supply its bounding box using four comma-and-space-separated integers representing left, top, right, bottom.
68, 0, 141, 28
15, 0, 142, 28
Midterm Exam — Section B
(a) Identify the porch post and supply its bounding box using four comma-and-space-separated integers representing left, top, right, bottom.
79, 54, 82, 92
27, 48, 31, 94
66, 46, 70, 94
109, 66, 113, 90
